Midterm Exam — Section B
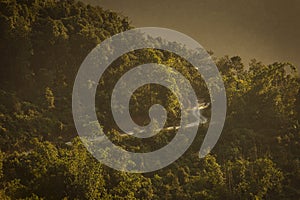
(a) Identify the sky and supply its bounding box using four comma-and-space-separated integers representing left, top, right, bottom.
84, 0, 300, 71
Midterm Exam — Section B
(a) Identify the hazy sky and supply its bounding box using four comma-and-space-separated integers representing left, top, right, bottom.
84, 0, 300, 70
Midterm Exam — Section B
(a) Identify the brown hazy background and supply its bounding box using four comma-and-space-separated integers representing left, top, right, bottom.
84, 0, 300, 72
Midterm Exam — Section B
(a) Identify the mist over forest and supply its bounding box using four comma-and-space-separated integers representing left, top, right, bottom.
0, 1, 299, 199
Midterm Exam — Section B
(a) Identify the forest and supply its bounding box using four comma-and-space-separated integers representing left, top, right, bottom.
0, 0, 299, 199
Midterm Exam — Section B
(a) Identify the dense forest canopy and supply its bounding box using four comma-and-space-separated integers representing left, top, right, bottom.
0, 0, 299, 199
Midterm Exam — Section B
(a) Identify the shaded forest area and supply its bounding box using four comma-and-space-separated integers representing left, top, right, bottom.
0, 0, 299, 199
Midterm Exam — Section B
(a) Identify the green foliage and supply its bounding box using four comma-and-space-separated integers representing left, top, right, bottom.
45, 87, 55, 109
0, 0, 299, 199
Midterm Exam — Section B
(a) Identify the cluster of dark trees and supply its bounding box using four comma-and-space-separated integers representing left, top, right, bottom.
0, 0, 299, 199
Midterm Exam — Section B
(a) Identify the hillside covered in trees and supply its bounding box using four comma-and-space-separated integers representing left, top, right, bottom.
0, 0, 299, 199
